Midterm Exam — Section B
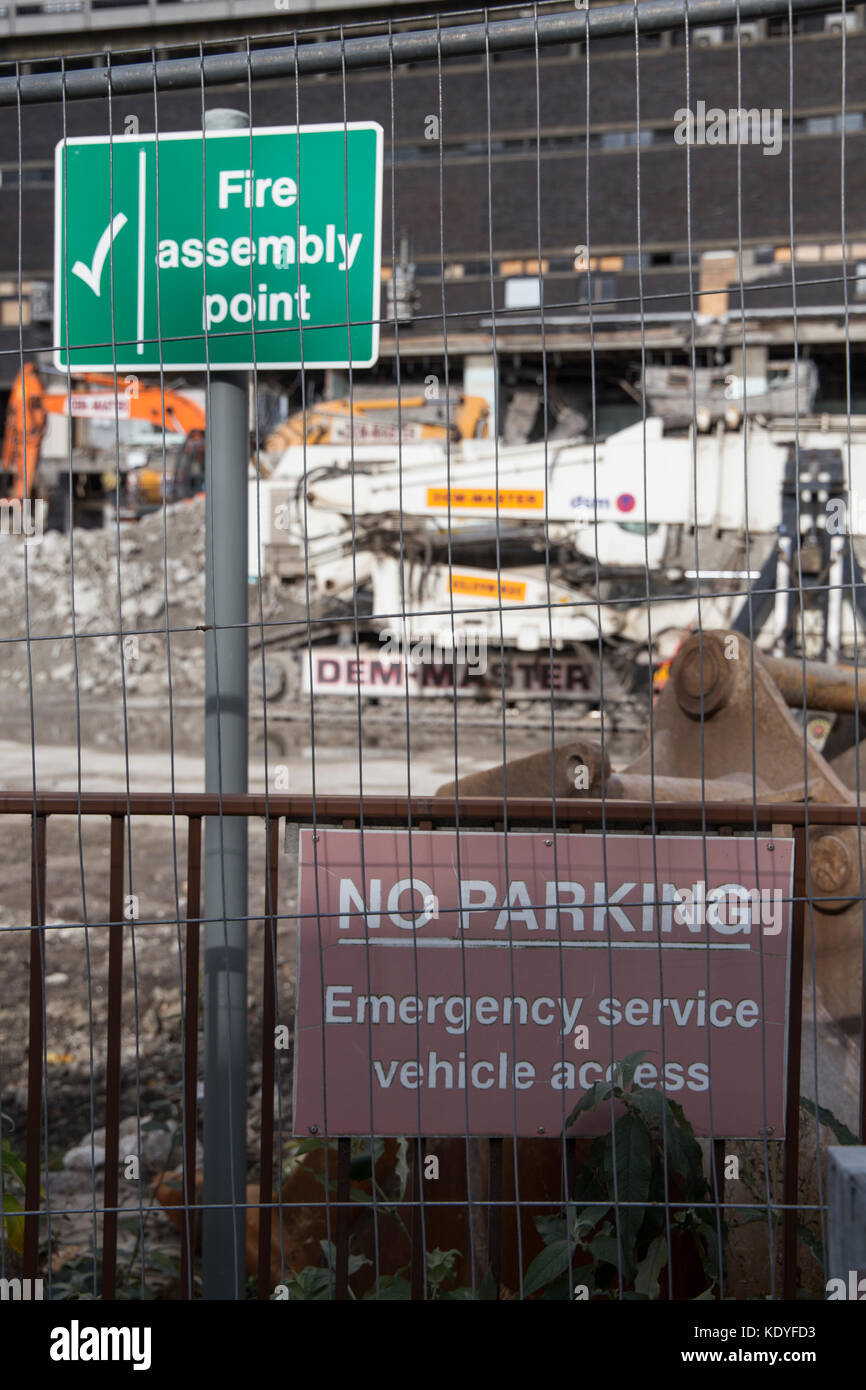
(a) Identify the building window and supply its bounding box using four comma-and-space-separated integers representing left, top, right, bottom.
0, 164, 54, 189
596, 129, 654, 150
594, 275, 617, 302
504, 278, 541, 309
774, 244, 824, 263
1, 299, 30, 327
804, 112, 865, 135
500, 258, 549, 277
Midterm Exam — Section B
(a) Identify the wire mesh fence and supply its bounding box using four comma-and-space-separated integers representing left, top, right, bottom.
0, 0, 864, 1307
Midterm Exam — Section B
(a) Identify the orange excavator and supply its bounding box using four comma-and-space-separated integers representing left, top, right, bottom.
1, 363, 206, 519
264, 389, 490, 451
2, 370, 490, 526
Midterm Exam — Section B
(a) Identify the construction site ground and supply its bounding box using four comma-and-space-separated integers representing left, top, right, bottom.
0, 501, 858, 1298
1, 688, 638, 1292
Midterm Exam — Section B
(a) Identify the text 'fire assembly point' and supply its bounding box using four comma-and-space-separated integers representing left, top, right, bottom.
54, 124, 383, 370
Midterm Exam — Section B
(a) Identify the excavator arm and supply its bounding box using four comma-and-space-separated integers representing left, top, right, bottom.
1, 363, 46, 500
264, 392, 490, 451
1, 365, 206, 508
78, 374, 205, 435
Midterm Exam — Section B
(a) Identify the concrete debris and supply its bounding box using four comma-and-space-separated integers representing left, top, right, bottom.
63, 1143, 106, 1172
0, 498, 284, 701
63, 1115, 179, 1173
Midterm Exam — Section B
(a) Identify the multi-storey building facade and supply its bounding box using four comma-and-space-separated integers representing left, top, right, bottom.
1, 2, 864, 427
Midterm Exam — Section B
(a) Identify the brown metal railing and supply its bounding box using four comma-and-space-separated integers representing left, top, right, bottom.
9, 792, 865, 1300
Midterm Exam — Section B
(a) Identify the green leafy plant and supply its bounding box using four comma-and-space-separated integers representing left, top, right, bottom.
358, 1246, 479, 1301
522, 1052, 724, 1300
280, 1137, 499, 1300
1, 1144, 26, 1256
45, 1216, 184, 1300
796, 1095, 859, 1273
47, 1247, 167, 1301
799, 1095, 858, 1147
277, 1240, 478, 1301
731, 1097, 859, 1281
2, 1115, 34, 1258
278, 1239, 372, 1300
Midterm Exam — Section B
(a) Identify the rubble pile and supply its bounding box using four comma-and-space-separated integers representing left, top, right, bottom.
0, 499, 279, 701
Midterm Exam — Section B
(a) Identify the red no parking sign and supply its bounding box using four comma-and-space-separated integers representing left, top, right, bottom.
293, 829, 793, 1138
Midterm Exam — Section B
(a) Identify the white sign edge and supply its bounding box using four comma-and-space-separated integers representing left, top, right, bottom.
52, 122, 384, 373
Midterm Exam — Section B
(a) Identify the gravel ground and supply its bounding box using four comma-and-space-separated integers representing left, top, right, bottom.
0, 496, 209, 703
0, 504, 858, 1298
0, 807, 296, 1297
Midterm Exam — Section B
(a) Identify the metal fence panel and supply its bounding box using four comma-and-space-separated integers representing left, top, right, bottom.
0, 0, 864, 1311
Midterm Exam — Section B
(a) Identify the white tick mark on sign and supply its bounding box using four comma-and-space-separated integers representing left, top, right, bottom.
71, 212, 128, 297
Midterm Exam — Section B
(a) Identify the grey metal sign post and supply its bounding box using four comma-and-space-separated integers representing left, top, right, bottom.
53, 104, 381, 1300
202, 106, 250, 1301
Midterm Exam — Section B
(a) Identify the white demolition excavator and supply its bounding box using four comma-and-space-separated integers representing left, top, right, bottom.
248, 391, 866, 721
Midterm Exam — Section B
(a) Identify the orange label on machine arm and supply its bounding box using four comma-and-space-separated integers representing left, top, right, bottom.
426, 487, 544, 510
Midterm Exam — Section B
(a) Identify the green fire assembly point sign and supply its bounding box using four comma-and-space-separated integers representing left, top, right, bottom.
54, 124, 383, 371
